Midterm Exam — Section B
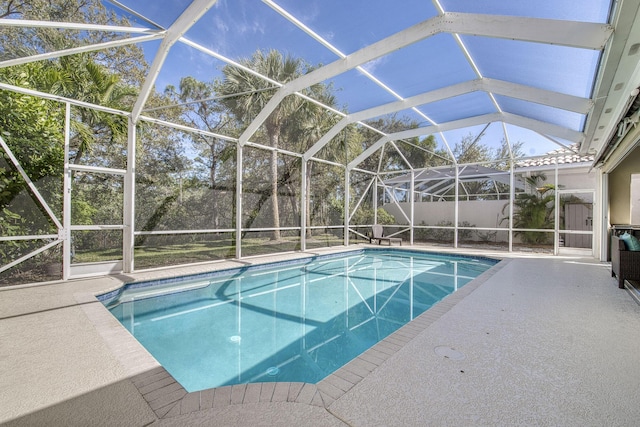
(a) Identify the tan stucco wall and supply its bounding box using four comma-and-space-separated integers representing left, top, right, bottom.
609, 145, 640, 225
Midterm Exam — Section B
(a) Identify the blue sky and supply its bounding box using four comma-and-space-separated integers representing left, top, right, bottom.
108, 0, 611, 157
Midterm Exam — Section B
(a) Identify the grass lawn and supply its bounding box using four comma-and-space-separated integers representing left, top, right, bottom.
0, 234, 347, 286
72, 235, 346, 269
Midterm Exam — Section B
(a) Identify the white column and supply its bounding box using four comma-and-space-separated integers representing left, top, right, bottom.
344, 167, 350, 245
509, 162, 515, 252
410, 170, 415, 245
454, 164, 459, 248
122, 118, 136, 273
62, 103, 71, 280
300, 160, 307, 251
598, 170, 608, 261
373, 176, 378, 224
554, 163, 559, 256
236, 145, 243, 259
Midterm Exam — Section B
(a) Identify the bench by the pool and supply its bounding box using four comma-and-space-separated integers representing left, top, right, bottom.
370, 224, 402, 246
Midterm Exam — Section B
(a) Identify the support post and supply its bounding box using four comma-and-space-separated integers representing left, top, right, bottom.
509, 161, 514, 252
344, 167, 350, 246
235, 145, 243, 259
300, 159, 307, 251
410, 169, 415, 245
554, 163, 559, 256
598, 171, 608, 261
123, 118, 136, 273
454, 164, 459, 248
373, 175, 378, 224
62, 103, 71, 280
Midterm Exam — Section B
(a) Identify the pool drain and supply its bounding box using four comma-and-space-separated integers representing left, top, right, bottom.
266, 366, 280, 376
228, 335, 241, 343
434, 345, 465, 360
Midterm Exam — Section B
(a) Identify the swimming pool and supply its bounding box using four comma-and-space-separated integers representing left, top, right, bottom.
100, 249, 497, 392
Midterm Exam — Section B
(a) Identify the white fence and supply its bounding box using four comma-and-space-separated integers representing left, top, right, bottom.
385, 200, 508, 229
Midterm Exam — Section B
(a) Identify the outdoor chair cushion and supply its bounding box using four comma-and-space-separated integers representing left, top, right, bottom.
619, 232, 640, 251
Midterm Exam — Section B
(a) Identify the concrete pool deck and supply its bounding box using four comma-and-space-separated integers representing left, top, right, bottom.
1, 246, 639, 426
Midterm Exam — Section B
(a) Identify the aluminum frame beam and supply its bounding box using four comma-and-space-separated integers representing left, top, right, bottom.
0, 18, 158, 34
0, 136, 62, 230
304, 78, 592, 160
239, 12, 611, 147
131, 0, 218, 121
442, 13, 612, 50
263, 0, 433, 130
104, 0, 166, 30
348, 112, 585, 169
0, 82, 130, 116
0, 34, 163, 69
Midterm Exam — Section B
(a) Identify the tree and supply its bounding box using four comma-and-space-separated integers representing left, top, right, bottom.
361, 115, 431, 171
0, 63, 65, 223
0, 0, 148, 166
0, 0, 155, 274
217, 49, 322, 240
351, 207, 395, 226
133, 117, 192, 245
0, 63, 66, 273
452, 133, 493, 164
58, 54, 136, 165
165, 76, 237, 230
503, 173, 555, 245
398, 135, 449, 168
0, 0, 148, 85
280, 80, 343, 236
494, 138, 525, 167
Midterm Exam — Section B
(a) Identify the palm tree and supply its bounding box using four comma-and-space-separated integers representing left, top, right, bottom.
280, 83, 345, 237
503, 173, 555, 245
55, 54, 134, 165
217, 50, 308, 240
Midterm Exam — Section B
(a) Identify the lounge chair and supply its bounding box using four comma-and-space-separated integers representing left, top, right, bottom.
370, 224, 402, 246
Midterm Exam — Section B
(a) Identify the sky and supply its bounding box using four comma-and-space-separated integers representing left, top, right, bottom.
105, 0, 612, 158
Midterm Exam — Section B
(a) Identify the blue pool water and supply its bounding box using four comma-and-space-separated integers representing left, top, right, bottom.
101, 249, 496, 392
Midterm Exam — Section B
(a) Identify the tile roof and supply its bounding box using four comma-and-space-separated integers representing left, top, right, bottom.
516, 144, 594, 168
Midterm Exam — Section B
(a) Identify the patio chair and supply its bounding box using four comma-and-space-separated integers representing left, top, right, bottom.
370, 224, 402, 246
611, 233, 640, 288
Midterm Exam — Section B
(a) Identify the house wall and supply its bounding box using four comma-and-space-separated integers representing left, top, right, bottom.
609, 145, 640, 225
557, 167, 597, 190
631, 174, 640, 224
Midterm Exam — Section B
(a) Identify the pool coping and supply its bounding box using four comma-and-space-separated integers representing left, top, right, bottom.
96, 247, 498, 306
92, 252, 509, 419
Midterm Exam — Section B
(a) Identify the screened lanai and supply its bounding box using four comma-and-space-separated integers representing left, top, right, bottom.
2, 0, 640, 285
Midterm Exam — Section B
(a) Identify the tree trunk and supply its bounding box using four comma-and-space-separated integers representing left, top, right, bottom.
269, 127, 281, 240
73, 145, 84, 164
305, 161, 313, 238
285, 182, 299, 226
209, 141, 219, 229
